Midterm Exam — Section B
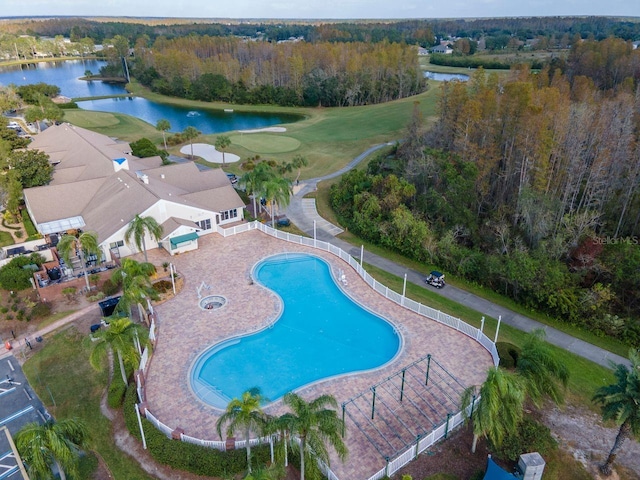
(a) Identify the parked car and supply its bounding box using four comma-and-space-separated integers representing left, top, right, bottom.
225, 172, 238, 185
425, 271, 446, 288
276, 217, 291, 227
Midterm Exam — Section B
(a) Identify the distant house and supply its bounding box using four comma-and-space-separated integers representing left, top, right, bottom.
633, 41, 640, 50
431, 44, 454, 54
23, 124, 245, 261
417, 47, 430, 56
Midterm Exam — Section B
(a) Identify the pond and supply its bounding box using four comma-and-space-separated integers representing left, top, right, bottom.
424, 71, 469, 82
0, 59, 124, 98
0, 59, 301, 134
76, 97, 302, 134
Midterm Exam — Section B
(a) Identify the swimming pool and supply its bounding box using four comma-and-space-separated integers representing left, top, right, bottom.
190, 253, 401, 408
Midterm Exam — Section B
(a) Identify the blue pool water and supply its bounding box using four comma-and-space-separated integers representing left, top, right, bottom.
191, 253, 400, 408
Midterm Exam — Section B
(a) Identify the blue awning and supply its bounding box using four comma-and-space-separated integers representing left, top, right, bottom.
483, 457, 517, 480
170, 232, 199, 247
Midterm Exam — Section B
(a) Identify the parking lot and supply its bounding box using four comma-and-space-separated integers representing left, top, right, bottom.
0, 351, 49, 479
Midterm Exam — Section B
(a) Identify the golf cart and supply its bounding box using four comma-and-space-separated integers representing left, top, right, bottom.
425, 271, 446, 289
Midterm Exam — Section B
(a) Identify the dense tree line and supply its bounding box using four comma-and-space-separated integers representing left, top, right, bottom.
330, 54, 640, 345
130, 37, 426, 107
429, 53, 545, 70
4, 16, 639, 49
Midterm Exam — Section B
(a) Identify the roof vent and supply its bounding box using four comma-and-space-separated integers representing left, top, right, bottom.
135, 171, 149, 184
160, 174, 165, 179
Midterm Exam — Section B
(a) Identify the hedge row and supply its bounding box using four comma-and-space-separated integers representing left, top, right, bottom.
123, 385, 270, 476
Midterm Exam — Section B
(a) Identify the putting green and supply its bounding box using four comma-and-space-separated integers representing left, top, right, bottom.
63, 110, 121, 128
230, 134, 301, 154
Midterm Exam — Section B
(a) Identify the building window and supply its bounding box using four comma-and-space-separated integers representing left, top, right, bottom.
220, 209, 238, 222
196, 219, 211, 230
109, 240, 124, 249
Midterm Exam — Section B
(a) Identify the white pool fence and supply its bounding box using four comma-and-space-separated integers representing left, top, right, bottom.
132, 221, 496, 479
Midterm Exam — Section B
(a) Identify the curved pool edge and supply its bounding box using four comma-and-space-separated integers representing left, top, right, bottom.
188, 251, 404, 410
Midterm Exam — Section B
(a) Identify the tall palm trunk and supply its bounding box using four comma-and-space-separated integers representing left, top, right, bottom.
284, 430, 288, 467
245, 426, 252, 473
116, 349, 127, 384
471, 433, 479, 453
55, 459, 66, 480
78, 246, 90, 291
601, 421, 631, 475
300, 436, 306, 480
141, 236, 148, 263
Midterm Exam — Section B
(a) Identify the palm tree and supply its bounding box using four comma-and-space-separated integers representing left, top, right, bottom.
240, 162, 275, 219
516, 329, 569, 406
215, 134, 231, 165
182, 126, 200, 159
264, 413, 292, 468
593, 350, 640, 476
461, 367, 525, 453
216, 388, 267, 475
281, 392, 347, 480
291, 154, 308, 185
15, 418, 88, 480
56, 230, 99, 291
124, 214, 163, 263
90, 317, 142, 384
111, 258, 158, 319
156, 119, 171, 151
262, 176, 292, 227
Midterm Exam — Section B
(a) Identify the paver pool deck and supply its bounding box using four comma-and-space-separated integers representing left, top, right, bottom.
143, 229, 493, 479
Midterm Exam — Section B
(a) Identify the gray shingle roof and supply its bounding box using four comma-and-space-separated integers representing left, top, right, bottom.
23, 126, 245, 242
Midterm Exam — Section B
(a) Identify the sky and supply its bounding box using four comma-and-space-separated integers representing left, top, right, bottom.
3, 0, 639, 20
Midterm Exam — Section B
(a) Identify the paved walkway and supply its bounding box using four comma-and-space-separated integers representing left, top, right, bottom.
285, 146, 630, 370
301, 199, 344, 235
7, 303, 100, 351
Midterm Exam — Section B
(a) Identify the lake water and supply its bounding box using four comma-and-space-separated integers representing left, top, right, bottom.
76, 97, 301, 134
0, 59, 124, 98
424, 71, 469, 82
0, 59, 300, 133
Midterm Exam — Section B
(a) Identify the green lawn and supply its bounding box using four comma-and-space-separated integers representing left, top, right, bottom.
23, 329, 156, 480
229, 133, 301, 154
0, 231, 14, 248
69, 80, 441, 180
63, 109, 160, 143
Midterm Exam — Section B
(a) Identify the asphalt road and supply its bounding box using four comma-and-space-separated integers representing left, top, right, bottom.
286, 145, 630, 370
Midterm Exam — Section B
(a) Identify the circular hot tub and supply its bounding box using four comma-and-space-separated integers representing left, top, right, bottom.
199, 295, 227, 311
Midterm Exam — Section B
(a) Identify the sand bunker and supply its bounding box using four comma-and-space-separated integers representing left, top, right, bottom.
237, 127, 287, 133
179, 143, 240, 164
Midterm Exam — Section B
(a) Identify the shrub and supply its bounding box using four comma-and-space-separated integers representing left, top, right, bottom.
21, 211, 38, 236
16, 309, 24, 320
0, 307, 7, 314
101, 279, 120, 296
5, 314, 12, 320
14, 230, 23, 239
493, 417, 557, 461
87, 292, 106, 302
108, 378, 127, 408
10, 304, 17, 312
152, 280, 172, 294
58, 101, 79, 109
496, 342, 521, 369
469, 470, 485, 480
30, 301, 51, 318
0, 253, 46, 291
